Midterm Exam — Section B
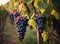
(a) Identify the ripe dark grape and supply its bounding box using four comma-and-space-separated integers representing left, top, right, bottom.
9, 13, 14, 24
16, 17, 28, 41
14, 12, 20, 18
35, 16, 46, 33
53, 19, 60, 34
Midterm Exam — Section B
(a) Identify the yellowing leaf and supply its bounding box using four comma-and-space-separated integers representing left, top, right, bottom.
40, 8, 45, 14
28, 19, 37, 29
19, 3, 27, 14
51, 9, 59, 19
19, 3, 24, 12
41, 31, 48, 42
51, 9, 56, 15
14, 2, 18, 7
34, 0, 40, 8
25, 13, 29, 19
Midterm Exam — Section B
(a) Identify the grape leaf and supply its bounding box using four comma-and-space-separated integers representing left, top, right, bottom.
38, 1, 48, 9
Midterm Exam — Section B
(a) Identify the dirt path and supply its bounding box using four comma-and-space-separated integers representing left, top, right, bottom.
3, 17, 19, 44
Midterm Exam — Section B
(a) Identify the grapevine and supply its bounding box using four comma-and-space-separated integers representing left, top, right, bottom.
1, 0, 60, 44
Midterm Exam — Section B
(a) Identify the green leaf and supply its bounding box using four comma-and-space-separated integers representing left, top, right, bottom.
43, 5, 54, 16
38, 1, 48, 9
24, 0, 33, 3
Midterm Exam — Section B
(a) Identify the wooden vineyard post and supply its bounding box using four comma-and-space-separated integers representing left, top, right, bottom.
37, 28, 40, 44
37, 27, 43, 44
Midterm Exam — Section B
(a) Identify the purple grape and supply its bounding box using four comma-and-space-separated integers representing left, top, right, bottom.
35, 16, 46, 33
15, 17, 28, 41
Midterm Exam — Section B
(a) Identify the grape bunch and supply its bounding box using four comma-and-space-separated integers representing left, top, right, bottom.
9, 12, 14, 24
35, 16, 46, 33
16, 17, 28, 42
